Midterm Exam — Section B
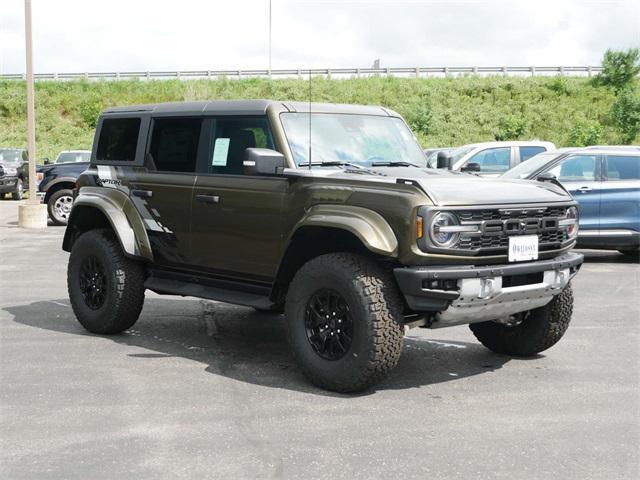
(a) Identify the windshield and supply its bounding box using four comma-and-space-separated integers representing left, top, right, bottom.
0, 149, 23, 166
280, 113, 427, 167
56, 151, 90, 163
501, 151, 563, 179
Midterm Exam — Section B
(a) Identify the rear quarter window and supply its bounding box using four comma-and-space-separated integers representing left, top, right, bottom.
519, 146, 546, 162
96, 118, 141, 162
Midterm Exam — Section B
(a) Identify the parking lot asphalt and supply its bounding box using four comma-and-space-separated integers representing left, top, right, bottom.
0, 200, 638, 480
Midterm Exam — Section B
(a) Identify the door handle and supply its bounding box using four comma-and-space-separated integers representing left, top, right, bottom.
577, 186, 592, 193
195, 194, 220, 204
132, 189, 153, 198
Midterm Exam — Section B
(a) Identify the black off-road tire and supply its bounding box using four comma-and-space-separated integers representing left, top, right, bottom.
469, 284, 573, 356
11, 179, 23, 200
48, 188, 74, 225
285, 253, 405, 393
68, 229, 145, 334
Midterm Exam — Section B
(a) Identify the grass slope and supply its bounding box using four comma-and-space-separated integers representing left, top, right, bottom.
0, 76, 633, 161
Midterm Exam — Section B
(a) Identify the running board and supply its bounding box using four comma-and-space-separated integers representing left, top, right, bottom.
144, 271, 274, 310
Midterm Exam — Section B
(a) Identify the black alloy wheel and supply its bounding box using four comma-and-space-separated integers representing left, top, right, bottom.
304, 289, 354, 361
79, 255, 107, 310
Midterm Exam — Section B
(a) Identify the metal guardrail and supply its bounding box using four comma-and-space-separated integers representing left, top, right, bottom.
0, 65, 604, 81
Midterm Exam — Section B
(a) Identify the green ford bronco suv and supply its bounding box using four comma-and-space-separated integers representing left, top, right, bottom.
63, 100, 583, 392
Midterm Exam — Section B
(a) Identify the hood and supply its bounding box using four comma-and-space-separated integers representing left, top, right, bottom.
414, 174, 570, 206
317, 166, 572, 206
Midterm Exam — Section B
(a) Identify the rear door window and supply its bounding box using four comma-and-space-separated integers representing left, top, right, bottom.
606, 155, 640, 180
467, 147, 511, 173
519, 146, 546, 162
148, 118, 203, 173
96, 118, 141, 162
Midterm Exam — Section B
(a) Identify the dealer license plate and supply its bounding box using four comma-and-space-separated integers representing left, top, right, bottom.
508, 235, 539, 262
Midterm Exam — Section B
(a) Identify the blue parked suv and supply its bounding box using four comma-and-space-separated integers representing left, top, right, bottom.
502, 148, 640, 257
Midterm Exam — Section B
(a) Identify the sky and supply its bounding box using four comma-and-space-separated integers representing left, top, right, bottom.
0, 0, 639, 74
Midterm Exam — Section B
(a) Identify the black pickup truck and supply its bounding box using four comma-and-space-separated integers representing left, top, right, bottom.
37, 161, 89, 225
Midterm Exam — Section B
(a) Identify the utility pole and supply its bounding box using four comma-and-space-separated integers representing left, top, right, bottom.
268, 0, 272, 72
18, 0, 48, 228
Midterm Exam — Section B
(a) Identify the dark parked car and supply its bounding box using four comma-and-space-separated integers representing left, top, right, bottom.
37, 159, 89, 225
0, 148, 28, 200
62, 100, 582, 393
502, 148, 640, 256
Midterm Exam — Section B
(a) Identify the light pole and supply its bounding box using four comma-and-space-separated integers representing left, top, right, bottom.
18, 0, 48, 228
268, 0, 272, 72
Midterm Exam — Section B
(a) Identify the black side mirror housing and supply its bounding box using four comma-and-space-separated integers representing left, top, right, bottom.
461, 162, 481, 172
43, 158, 51, 165
244, 148, 286, 175
436, 152, 452, 169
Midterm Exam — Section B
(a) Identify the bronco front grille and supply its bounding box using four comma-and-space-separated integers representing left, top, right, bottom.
420, 205, 573, 255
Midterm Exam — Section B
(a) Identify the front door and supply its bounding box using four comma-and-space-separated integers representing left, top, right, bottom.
190, 117, 288, 283
544, 153, 602, 231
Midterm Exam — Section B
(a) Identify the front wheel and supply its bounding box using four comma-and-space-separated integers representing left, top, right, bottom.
48, 188, 74, 225
11, 179, 23, 200
285, 253, 405, 393
469, 284, 573, 356
68, 229, 145, 334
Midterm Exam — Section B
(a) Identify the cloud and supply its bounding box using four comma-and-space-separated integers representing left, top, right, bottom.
0, 0, 638, 74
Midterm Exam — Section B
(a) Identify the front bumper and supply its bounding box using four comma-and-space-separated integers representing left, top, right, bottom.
0, 176, 18, 193
394, 252, 583, 327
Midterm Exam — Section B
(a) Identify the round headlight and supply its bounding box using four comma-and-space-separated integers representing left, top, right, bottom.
564, 206, 579, 239
430, 212, 460, 247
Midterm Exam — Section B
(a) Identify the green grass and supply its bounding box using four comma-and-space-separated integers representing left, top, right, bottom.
0, 75, 636, 161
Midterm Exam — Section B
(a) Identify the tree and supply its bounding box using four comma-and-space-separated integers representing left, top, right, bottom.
611, 88, 640, 143
596, 48, 640, 91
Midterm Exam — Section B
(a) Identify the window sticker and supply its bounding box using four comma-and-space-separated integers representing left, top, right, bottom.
212, 138, 230, 166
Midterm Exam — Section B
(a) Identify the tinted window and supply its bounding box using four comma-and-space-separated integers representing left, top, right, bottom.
519, 146, 546, 162
149, 118, 202, 173
607, 155, 640, 180
206, 117, 273, 174
547, 155, 597, 181
96, 118, 141, 162
468, 147, 511, 173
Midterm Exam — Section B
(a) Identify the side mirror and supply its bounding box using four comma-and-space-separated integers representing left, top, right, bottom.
43, 158, 51, 165
436, 152, 451, 170
461, 162, 481, 172
537, 172, 557, 182
243, 148, 286, 175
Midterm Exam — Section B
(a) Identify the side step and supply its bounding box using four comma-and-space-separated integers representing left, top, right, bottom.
144, 270, 275, 310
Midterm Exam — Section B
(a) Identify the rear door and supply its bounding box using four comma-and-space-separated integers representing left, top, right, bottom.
600, 154, 640, 234
127, 117, 205, 268
190, 116, 288, 283
543, 153, 602, 231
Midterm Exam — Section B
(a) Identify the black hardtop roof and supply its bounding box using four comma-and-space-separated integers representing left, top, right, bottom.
101, 100, 397, 117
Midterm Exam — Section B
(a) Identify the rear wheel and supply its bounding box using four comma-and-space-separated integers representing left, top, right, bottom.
11, 179, 23, 200
68, 229, 145, 334
469, 284, 573, 356
285, 253, 404, 393
48, 188, 74, 225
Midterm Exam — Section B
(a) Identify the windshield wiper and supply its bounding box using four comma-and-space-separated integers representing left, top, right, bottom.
371, 161, 420, 167
298, 161, 367, 169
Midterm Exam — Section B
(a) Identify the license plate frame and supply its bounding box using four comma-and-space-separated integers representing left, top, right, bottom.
508, 235, 539, 262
